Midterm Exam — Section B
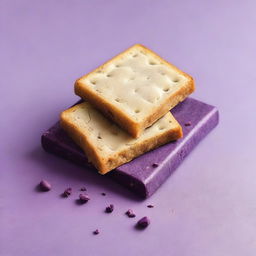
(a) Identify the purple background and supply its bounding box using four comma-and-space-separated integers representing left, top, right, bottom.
1, 0, 256, 255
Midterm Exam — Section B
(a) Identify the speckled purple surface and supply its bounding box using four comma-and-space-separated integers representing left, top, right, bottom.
42, 98, 219, 198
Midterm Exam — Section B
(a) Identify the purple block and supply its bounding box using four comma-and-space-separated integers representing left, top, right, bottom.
41, 98, 219, 198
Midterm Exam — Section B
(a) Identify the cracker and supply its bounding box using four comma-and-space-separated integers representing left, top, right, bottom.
60, 101, 182, 174
75, 44, 194, 138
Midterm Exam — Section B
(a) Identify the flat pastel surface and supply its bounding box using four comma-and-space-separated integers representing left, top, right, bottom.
1, 1, 256, 256
42, 98, 218, 197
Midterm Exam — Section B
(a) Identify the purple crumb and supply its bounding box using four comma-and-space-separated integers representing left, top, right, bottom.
80, 187, 87, 191
126, 209, 136, 218
152, 163, 159, 168
93, 229, 99, 235
147, 205, 154, 208
105, 204, 114, 213
129, 182, 134, 187
79, 194, 90, 203
39, 180, 51, 191
185, 122, 191, 126
101, 192, 106, 196
62, 188, 72, 197
136, 216, 150, 229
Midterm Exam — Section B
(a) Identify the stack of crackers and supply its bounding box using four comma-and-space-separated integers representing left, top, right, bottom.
60, 44, 194, 174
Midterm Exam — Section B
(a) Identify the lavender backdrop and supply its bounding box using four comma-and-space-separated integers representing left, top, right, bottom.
1, 0, 256, 255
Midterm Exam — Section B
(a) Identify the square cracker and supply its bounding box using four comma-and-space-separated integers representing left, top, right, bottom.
75, 44, 194, 138
60, 102, 182, 174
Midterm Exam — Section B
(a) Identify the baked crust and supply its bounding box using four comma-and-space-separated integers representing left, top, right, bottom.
75, 44, 194, 138
60, 103, 182, 174
101, 126, 182, 173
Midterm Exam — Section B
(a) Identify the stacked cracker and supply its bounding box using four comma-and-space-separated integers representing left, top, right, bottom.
60, 44, 194, 174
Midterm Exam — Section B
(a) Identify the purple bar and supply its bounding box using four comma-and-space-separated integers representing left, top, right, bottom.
41, 98, 219, 198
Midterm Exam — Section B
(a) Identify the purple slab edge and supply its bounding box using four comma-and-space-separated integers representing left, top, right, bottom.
41, 98, 219, 198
